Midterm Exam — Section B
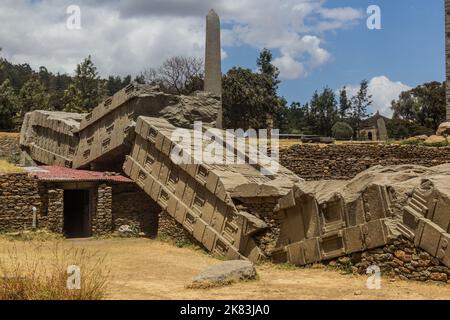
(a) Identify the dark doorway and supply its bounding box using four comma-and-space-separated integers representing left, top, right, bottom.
64, 190, 91, 238
368, 132, 373, 141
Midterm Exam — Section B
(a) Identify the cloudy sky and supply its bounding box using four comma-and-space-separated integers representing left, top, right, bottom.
0, 0, 444, 116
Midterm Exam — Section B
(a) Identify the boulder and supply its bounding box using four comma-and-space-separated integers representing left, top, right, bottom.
189, 260, 257, 289
158, 91, 221, 129
437, 122, 450, 136
424, 135, 447, 146
117, 224, 139, 237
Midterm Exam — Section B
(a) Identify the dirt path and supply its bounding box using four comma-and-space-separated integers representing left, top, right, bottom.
0, 238, 448, 300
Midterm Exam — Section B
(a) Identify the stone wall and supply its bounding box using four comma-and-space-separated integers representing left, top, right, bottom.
0, 173, 41, 232
0, 134, 20, 163
157, 211, 198, 245
46, 189, 63, 233
92, 184, 113, 236
280, 144, 450, 180
0, 174, 171, 238
235, 197, 280, 257
330, 237, 450, 284
112, 184, 160, 237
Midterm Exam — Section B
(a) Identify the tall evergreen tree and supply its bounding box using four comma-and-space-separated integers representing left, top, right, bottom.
256, 48, 283, 131
339, 86, 351, 119
308, 88, 338, 136
257, 48, 280, 86
350, 80, 372, 138
63, 56, 107, 112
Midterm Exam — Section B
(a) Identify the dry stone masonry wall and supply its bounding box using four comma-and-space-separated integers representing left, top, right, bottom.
0, 134, 20, 163
330, 237, 450, 284
280, 144, 450, 180
112, 184, 160, 237
46, 189, 64, 233
0, 173, 41, 232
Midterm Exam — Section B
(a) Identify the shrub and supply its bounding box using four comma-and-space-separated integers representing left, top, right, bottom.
399, 138, 423, 146
331, 122, 354, 140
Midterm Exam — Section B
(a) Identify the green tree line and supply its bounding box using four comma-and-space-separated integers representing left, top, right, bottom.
0, 50, 133, 130
0, 48, 445, 138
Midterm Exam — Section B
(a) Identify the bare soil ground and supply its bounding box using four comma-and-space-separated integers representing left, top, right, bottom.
0, 238, 448, 300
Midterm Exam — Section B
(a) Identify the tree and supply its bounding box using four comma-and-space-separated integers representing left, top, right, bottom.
391, 82, 445, 131
274, 101, 290, 133
223, 49, 284, 131
308, 87, 338, 136
222, 68, 268, 129
338, 87, 352, 119
47, 72, 72, 111
0, 48, 4, 72
0, 57, 34, 93
106, 75, 131, 96
386, 118, 434, 139
332, 121, 354, 140
141, 56, 204, 95
283, 102, 311, 134
0, 79, 19, 130
18, 76, 50, 119
256, 48, 282, 131
350, 80, 372, 138
63, 83, 84, 113
257, 48, 280, 86
63, 56, 107, 112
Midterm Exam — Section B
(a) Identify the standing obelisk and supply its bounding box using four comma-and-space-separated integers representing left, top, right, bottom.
204, 9, 223, 128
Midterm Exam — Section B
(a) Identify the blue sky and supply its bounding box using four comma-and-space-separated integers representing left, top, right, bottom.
0, 0, 445, 116
222, 0, 444, 113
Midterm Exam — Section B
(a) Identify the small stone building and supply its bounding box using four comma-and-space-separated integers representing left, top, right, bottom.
360, 111, 390, 141
0, 166, 160, 237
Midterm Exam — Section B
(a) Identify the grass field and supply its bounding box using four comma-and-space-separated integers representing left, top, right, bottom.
276, 139, 382, 149
0, 132, 19, 138
0, 160, 23, 173
0, 238, 447, 300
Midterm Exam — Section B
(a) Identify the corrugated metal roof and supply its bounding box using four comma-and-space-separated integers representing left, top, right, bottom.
26, 166, 132, 183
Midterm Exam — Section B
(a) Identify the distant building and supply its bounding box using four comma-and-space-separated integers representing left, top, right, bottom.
360, 111, 390, 141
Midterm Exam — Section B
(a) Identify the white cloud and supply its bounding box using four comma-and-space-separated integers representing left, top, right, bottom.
273, 55, 305, 80
220, 1, 362, 79
0, 0, 364, 79
345, 76, 412, 117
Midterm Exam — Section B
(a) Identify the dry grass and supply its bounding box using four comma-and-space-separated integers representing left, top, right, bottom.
0, 132, 19, 138
0, 238, 447, 300
236, 138, 385, 151
279, 139, 303, 149
0, 242, 109, 300
0, 230, 63, 242
0, 160, 23, 174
